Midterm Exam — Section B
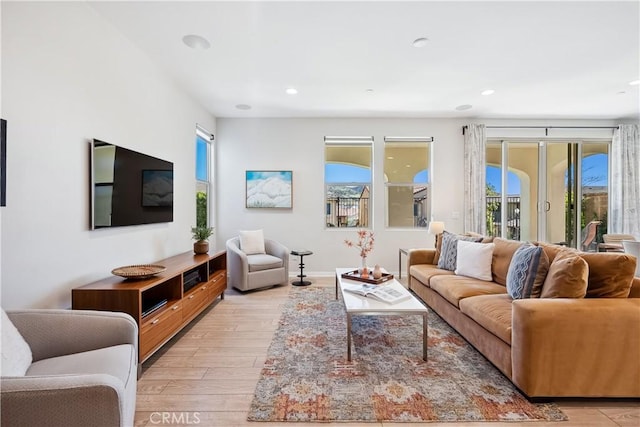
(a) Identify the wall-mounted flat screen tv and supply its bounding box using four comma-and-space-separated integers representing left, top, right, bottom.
91, 139, 173, 229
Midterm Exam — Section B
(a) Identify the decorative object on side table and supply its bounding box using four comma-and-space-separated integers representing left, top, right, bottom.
344, 229, 375, 273
111, 264, 167, 279
191, 226, 214, 254
428, 220, 445, 246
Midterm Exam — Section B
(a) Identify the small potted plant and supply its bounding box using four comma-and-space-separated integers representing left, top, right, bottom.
191, 226, 214, 254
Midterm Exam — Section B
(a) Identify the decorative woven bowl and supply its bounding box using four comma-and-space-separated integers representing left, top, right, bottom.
111, 264, 167, 279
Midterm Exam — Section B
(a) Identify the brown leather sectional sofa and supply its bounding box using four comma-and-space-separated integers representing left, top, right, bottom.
408, 236, 640, 399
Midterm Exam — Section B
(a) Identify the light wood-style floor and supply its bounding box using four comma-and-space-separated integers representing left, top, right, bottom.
134, 277, 640, 427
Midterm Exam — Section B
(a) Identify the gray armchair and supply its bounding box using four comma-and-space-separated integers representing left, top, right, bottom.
1, 309, 138, 427
226, 237, 289, 291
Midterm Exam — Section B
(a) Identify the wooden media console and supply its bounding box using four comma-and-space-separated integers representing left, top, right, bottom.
72, 250, 226, 363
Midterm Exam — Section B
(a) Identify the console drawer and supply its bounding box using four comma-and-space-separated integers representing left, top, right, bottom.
208, 272, 227, 297
183, 284, 211, 320
140, 302, 182, 358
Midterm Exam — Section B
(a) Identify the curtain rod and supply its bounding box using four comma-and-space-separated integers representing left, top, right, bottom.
462, 125, 618, 136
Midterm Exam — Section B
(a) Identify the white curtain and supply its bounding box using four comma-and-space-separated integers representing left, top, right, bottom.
464, 124, 486, 234
610, 124, 640, 237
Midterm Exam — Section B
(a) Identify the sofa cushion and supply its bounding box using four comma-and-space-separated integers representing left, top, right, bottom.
455, 241, 495, 281
492, 238, 526, 286
541, 251, 589, 298
506, 244, 550, 299
536, 241, 576, 263
247, 254, 283, 272
27, 344, 135, 388
459, 294, 513, 345
437, 231, 483, 271
239, 229, 266, 255
430, 275, 507, 308
409, 264, 454, 287
579, 252, 636, 298
1, 308, 33, 377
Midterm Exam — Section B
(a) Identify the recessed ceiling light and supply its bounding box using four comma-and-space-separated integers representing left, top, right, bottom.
481, 89, 495, 96
182, 34, 210, 50
366, 89, 374, 93
455, 104, 473, 111
235, 104, 251, 110
387, 156, 394, 160
286, 88, 298, 95
630, 80, 640, 86
412, 37, 429, 48
405, 164, 411, 168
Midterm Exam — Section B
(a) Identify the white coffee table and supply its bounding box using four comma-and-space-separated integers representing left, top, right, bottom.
335, 267, 428, 361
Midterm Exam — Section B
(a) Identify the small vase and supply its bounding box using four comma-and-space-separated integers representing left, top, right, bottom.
359, 257, 368, 274
373, 264, 383, 279
194, 240, 209, 254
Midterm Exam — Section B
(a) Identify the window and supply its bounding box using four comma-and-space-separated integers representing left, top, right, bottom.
383, 137, 432, 228
196, 126, 213, 227
324, 137, 373, 228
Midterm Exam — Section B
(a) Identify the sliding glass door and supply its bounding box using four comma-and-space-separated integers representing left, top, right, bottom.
486, 140, 609, 249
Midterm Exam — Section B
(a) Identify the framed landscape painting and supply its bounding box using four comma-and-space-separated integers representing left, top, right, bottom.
246, 170, 292, 208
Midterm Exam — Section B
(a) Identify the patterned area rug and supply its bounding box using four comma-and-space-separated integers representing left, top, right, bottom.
248, 286, 567, 423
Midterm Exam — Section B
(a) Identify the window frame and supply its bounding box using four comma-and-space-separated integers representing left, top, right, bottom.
196, 125, 214, 228
383, 136, 433, 229
324, 136, 374, 229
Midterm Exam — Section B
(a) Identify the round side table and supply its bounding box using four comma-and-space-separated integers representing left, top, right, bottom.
291, 250, 313, 286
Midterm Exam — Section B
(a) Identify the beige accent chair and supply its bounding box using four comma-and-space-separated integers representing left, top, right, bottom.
1, 309, 138, 427
226, 237, 289, 291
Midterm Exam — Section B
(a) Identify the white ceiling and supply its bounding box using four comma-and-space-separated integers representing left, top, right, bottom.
90, 1, 640, 119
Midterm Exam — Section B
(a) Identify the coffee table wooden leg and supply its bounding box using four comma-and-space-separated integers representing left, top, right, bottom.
422, 313, 428, 361
347, 313, 352, 361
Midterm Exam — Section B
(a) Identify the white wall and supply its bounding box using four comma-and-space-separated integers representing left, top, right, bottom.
1, 2, 215, 308
216, 118, 467, 276
217, 118, 631, 276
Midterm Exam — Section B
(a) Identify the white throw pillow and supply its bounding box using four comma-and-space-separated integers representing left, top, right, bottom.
1, 308, 33, 376
455, 240, 495, 281
239, 229, 266, 255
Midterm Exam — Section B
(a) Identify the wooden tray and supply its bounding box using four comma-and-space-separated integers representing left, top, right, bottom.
112, 264, 167, 279
341, 270, 394, 285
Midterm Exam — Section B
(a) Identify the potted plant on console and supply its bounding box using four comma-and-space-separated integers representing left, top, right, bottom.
191, 226, 214, 254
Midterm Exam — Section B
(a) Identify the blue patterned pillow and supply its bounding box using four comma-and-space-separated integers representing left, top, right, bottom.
437, 231, 483, 271
506, 244, 550, 299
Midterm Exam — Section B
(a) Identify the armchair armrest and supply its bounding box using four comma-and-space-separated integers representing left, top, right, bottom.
511, 298, 640, 397
226, 238, 249, 289
1, 374, 125, 427
7, 310, 138, 362
265, 239, 289, 269
408, 248, 436, 267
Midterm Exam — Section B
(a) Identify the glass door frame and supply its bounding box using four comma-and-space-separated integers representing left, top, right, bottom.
488, 138, 611, 247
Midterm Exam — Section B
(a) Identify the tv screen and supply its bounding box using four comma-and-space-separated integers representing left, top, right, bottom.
91, 139, 173, 229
